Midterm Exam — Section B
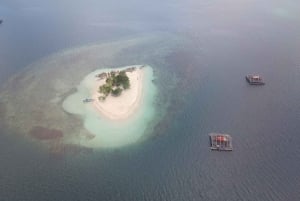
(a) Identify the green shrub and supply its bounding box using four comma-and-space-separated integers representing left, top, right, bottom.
111, 87, 122, 96
98, 70, 131, 99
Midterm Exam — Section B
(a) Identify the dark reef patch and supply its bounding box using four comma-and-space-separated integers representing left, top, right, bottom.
49, 142, 93, 159
30, 126, 63, 140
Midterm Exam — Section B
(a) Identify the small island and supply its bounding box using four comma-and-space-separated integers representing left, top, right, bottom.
62, 65, 157, 148
91, 66, 144, 120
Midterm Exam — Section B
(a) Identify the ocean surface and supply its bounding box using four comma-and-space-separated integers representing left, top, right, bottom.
1, 0, 300, 200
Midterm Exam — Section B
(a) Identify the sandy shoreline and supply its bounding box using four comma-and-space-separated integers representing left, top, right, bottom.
92, 66, 144, 120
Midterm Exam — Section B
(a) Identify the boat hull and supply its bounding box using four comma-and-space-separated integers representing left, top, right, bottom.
245, 76, 265, 85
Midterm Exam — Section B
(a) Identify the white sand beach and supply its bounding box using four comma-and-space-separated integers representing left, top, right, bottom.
92, 67, 144, 120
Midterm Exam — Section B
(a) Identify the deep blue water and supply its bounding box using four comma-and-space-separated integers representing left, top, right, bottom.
1, 0, 300, 200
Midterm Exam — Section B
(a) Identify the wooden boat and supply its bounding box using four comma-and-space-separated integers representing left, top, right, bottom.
95, 72, 107, 79
246, 75, 265, 85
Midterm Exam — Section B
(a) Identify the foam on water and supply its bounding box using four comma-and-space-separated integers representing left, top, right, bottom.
62, 65, 157, 148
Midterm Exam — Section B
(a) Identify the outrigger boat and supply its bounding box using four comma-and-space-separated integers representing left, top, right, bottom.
83, 98, 94, 103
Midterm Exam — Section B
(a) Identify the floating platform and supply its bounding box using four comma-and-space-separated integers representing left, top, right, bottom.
209, 133, 233, 151
246, 75, 265, 85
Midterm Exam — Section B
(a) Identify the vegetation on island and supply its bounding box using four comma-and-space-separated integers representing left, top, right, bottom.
98, 70, 130, 100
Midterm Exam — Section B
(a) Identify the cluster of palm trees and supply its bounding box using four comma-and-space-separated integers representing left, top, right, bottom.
98, 71, 130, 100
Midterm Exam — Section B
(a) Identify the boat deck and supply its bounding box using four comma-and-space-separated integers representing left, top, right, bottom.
245, 75, 265, 85
209, 133, 233, 151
